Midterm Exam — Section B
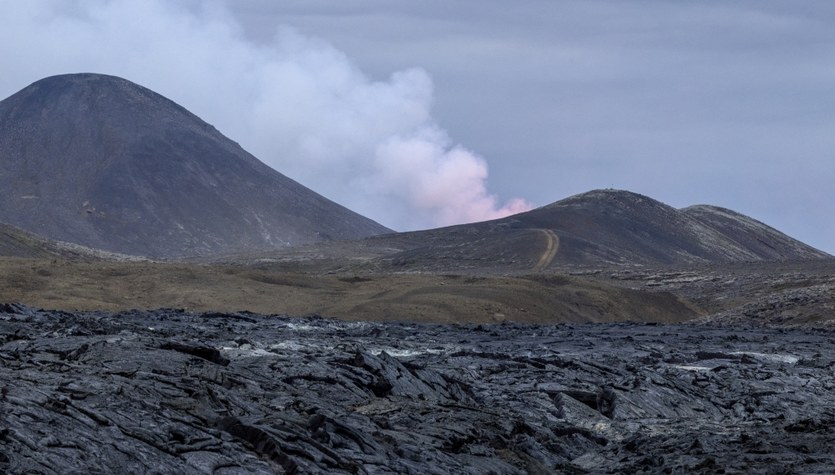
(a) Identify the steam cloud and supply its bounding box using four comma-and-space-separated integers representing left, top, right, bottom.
0, 0, 532, 230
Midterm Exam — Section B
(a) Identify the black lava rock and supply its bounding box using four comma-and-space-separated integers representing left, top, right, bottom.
1, 305, 834, 473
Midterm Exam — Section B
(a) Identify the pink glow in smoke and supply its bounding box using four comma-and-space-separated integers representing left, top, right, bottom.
1, 2, 533, 230
376, 133, 533, 227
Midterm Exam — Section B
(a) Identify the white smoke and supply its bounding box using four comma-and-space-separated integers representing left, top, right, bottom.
0, 0, 532, 230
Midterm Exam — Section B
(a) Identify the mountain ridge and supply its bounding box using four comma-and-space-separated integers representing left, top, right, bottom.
0, 74, 826, 267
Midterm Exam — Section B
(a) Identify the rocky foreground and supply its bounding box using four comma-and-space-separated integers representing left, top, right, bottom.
1, 305, 834, 474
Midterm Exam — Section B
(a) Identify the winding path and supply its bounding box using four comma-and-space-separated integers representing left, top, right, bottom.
533, 229, 559, 272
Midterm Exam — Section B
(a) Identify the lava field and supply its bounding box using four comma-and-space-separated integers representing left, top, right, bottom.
2, 304, 834, 474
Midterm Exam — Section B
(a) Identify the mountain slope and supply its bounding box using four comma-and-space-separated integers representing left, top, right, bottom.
0, 221, 141, 260
352, 189, 829, 271
0, 73, 390, 258
680, 204, 819, 262
0, 221, 78, 258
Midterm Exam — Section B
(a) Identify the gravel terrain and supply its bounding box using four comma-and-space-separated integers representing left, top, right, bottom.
593, 259, 835, 326
2, 304, 833, 474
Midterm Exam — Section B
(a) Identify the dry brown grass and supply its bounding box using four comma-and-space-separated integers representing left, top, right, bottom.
0, 257, 699, 324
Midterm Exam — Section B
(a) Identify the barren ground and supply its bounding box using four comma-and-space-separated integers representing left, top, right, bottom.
0, 258, 696, 325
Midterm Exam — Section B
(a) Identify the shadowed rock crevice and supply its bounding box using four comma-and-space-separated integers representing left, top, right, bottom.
160, 341, 230, 366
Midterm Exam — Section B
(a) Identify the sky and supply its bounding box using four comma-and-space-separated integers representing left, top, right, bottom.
1, 1, 834, 253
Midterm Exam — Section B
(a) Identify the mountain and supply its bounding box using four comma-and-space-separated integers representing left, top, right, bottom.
352, 189, 829, 271
0, 73, 390, 258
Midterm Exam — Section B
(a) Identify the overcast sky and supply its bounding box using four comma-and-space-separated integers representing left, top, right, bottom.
2, 1, 834, 253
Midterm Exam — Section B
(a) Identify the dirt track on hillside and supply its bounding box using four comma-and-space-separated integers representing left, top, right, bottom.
533, 229, 559, 271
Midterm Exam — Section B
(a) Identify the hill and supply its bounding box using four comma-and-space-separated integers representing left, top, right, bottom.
334, 189, 830, 272
0, 221, 140, 260
0, 73, 389, 258
0, 221, 72, 258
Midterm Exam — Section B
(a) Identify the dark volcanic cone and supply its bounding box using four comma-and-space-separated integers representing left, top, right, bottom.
0, 73, 390, 258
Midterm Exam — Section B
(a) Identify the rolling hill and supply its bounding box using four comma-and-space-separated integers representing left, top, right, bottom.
347, 189, 830, 271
